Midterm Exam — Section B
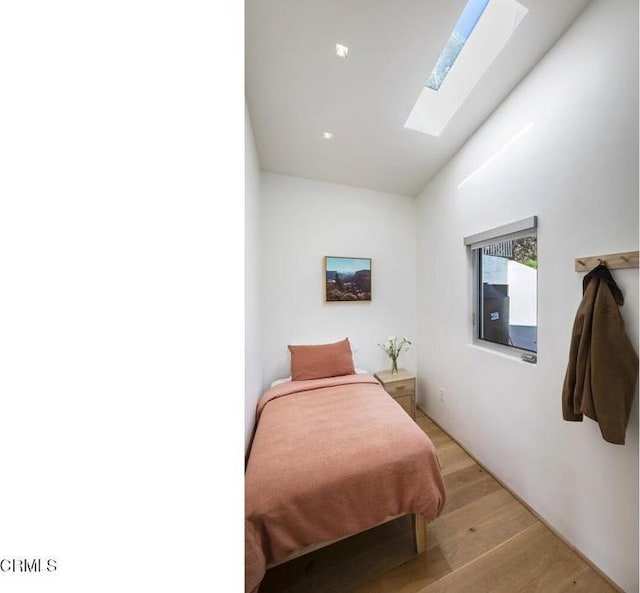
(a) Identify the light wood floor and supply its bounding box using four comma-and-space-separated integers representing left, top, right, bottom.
260, 408, 619, 593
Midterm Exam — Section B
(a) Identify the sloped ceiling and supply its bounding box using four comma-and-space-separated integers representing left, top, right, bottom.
246, 0, 592, 197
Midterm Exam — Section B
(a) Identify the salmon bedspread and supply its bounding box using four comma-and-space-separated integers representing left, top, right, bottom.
245, 374, 446, 593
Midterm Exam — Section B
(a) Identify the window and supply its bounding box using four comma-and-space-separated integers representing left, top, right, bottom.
404, 0, 528, 137
464, 217, 537, 360
425, 0, 490, 91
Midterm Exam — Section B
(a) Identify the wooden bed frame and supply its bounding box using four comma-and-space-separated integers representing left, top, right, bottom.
413, 513, 427, 554
268, 513, 427, 569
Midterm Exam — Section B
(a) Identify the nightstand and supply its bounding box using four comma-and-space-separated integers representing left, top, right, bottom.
374, 368, 416, 420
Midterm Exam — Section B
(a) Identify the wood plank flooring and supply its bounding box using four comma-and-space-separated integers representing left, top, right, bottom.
259, 408, 620, 593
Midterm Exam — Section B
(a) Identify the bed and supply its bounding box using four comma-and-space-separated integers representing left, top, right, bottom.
245, 371, 446, 593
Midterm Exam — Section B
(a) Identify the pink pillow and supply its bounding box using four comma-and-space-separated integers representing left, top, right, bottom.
288, 338, 356, 381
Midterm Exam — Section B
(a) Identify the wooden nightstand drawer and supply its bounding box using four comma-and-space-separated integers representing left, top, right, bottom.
374, 369, 417, 420
386, 379, 414, 396
394, 394, 414, 418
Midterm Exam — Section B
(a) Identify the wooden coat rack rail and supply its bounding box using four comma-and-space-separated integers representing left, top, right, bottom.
574, 250, 639, 272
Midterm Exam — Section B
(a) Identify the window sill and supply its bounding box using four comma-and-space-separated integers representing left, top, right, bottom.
467, 341, 537, 365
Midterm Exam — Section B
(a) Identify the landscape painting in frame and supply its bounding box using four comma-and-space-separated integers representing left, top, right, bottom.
325, 257, 371, 302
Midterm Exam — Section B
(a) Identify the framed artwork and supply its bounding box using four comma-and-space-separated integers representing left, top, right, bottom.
325, 256, 371, 302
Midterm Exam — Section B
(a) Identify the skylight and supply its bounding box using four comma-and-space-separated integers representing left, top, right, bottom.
426, 0, 490, 91
405, 0, 528, 137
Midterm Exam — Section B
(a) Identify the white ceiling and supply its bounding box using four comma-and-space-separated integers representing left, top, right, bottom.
246, 0, 592, 197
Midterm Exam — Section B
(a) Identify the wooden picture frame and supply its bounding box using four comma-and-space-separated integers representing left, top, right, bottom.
325, 256, 371, 302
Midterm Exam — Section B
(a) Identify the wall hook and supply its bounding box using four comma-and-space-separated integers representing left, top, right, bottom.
574, 250, 639, 272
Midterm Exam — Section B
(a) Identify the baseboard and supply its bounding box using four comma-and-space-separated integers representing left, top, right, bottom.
417, 406, 626, 593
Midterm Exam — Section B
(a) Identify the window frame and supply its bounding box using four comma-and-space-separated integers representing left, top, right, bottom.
465, 217, 538, 362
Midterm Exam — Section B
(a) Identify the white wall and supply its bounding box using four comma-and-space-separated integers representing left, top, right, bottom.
260, 173, 417, 388
416, 0, 638, 591
245, 103, 262, 453
507, 260, 536, 327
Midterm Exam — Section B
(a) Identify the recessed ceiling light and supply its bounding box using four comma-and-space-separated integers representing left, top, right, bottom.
322, 132, 334, 140
335, 43, 349, 58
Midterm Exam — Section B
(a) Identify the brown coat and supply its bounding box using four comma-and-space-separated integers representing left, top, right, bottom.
562, 267, 638, 445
